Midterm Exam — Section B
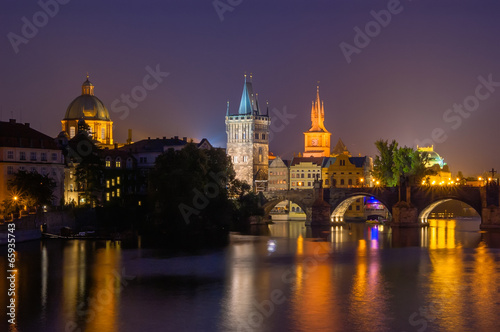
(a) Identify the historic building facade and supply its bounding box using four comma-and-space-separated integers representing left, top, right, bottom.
61, 75, 114, 146
225, 76, 270, 191
0, 119, 64, 210
303, 86, 331, 157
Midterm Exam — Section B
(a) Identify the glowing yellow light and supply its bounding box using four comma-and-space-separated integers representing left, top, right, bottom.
479, 177, 482, 181
376, 181, 380, 185
360, 178, 364, 182
422, 180, 425, 185
456, 178, 460, 181
488, 177, 492, 181
432, 181, 436, 185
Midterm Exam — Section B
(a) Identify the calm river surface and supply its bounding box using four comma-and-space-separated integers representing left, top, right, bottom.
2, 218, 500, 332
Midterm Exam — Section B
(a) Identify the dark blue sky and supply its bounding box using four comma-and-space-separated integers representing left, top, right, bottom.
2, 0, 500, 175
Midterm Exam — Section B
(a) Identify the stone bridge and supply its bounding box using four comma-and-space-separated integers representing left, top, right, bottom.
261, 183, 500, 229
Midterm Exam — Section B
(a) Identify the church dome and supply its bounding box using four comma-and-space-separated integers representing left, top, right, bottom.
63, 76, 111, 121
421, 150, 445, 168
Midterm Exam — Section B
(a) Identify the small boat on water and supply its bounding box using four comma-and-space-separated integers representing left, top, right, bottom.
366, 215, 386, 225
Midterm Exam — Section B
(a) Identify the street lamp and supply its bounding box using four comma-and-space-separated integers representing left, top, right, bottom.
360, 178, 364, 187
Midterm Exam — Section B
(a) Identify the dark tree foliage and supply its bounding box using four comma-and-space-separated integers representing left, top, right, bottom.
4, 170, 56, 212
373, 139, 434, 187
147, 143, 253, 248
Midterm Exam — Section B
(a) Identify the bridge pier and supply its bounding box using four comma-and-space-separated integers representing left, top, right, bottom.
391, 202, 426, 228
480, 206, 500, 229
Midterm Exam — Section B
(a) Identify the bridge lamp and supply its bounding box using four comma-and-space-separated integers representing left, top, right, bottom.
431, 180, 436, 185
488, 177, 492, 182
13, 196, 18, 201
478, 177, 483, 181
376, 181, 380, 185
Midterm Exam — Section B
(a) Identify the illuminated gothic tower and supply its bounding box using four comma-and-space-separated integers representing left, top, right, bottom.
225, 76, 270, 190
61, 75, 114, 145
303, 86, 331, 157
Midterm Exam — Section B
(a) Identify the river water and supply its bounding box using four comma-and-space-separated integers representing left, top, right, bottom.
2, 218, 500, 332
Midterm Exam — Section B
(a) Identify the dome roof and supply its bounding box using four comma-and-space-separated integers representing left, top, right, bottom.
63, 76, 111, 121
422, 150, 444, 168
64, 94, 111, 121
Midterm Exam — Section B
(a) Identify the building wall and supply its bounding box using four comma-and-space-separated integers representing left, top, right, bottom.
226, 115, 270, 188
0, 146, 64, 207
61, 119, 113, 145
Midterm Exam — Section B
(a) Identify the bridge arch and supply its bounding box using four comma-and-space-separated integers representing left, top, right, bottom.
330, 193, 392, 222
262, 198, 310, 221
418, 198, 481, 223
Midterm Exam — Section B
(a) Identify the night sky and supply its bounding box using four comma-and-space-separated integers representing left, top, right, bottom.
2, 0, 500, 176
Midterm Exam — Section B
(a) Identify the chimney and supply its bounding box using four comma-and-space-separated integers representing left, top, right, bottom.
24, 123, 30, 127
163, 136, 166, 139
148, 137, 150, 140
127, 129, 132, 145
174, 136, 178, 140
9, 119, 16, 124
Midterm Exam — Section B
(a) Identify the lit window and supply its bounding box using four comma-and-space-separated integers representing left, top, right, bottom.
112, 191, 115, 197
116, 161, 121, 168
106, 161, 111, 167
112, 179, 115, 186
101, 128, 105, 140
106, 193, 110, 201
117, 188, 120, 197
106, 180, 110, 188
117, 177, 120, 185
243, 156, 248, 162
70, 127, 75, 138
138, 201, 141, 206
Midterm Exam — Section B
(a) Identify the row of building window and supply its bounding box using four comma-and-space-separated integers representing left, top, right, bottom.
106, 177, 121, 188
105, 189, 121, 201
7, 165, 59, 176
268, 180, 287, 185
69, 127, 106, 140
7, 151, 59, 162
105, 157, 133, 169
291, 173, 321, 179
269, 171, 286, 176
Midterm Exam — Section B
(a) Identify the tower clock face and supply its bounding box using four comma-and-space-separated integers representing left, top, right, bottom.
311, 139, 318, 146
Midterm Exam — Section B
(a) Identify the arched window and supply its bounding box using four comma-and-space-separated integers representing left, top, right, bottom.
340, 179, 345, 185
348, 179, 353, 186
105, 156, 112, 168
126, 158, 133, 169
116, 157, 122, 168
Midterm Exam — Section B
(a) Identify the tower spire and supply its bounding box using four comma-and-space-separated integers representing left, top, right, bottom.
226, 100, 230, 116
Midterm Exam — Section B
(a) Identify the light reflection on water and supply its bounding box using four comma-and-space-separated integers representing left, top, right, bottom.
2, 218, 500, 332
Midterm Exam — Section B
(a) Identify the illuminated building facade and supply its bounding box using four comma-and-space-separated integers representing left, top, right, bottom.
418, 146, 453, 185
225, 76, 270, 191
61, 75, 113, 146
303, 86, 331, 157
0, 119, 64, 210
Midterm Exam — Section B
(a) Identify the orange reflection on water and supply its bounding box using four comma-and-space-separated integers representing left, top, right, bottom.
290, 241, 339, 331
84, 241, 121, 332
428, 219, 457, 249
428, 247, 466, 330
470, 243, 497, 331
349, 238, 388, 331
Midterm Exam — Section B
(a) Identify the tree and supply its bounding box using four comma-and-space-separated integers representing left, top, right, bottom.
373, 139, 434, 186
372, 139, 398, 186
4, 170, 56, 212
